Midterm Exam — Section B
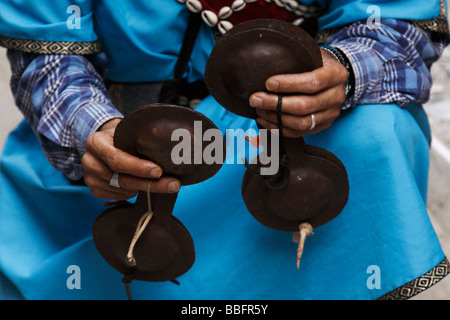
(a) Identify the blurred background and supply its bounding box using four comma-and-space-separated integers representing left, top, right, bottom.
1, 24, 450, 299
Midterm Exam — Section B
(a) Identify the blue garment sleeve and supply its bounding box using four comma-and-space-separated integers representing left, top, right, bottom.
0, 0, 100, 55
0, 0, 97, 43
7, 50, 122, 180
318, 0, 446, 30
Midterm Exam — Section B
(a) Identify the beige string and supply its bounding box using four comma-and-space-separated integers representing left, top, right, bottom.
292, 222, 313, 269
126, 181, 154, 267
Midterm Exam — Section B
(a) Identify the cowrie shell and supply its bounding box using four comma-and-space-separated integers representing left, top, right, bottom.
231, 0, 246, 11
201, 10, 218, 27
285, 0, 298, 11
176, 0, 187, 3
273, 0, 284, 7
245, 0, 259, 2
218, 20, 234, 34
186, 0, 202, 13
218, 6, 233, 19
292, 17, 305, 26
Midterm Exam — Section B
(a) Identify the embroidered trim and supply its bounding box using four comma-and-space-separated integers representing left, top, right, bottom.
378, 258, 450, 300
0, 35, 102, 55
406, 18, 450, 35
407, 0, 449, 34
408, 19, 449, 34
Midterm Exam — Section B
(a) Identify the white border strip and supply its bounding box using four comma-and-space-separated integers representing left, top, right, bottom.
431, 134, 450, 167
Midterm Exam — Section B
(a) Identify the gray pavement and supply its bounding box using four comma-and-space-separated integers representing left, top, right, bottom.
1, 44, 450, 299
0, 48, 22, 152
412, 46, 450, 300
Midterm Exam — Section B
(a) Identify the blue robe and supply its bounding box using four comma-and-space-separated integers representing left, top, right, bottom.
0, 0, 448, 300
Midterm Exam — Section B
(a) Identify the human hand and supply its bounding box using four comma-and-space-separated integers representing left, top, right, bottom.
249, 49, 348, 138
81, 118, 181, 200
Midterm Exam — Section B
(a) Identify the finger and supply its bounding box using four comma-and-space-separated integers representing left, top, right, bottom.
82, 151, 115, 182
89, 188, 138, 201
250, 85, 345, 116
86, 179, 138, 200
82, 151, 169, 192
256, 117, 333, 138
112, 174, 181, 194
256, 107, 340, 133
86, 131, 163, 179
85, 169, 181, 194
264, 59, 348, 94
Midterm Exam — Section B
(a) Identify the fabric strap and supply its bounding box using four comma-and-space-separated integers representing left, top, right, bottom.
159, 13, 204, 105
107, 13, 205, 112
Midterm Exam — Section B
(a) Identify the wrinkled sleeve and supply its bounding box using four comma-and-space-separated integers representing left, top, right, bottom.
7, 50, 122, 180
323, 18, 448, 109
0, 1, 120, 180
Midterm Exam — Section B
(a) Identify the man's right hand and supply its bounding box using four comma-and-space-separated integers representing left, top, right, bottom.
81, 118, 181, 200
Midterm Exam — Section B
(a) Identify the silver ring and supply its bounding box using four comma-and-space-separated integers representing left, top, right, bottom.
309, 113, 316, 131
109, 172, 120, 188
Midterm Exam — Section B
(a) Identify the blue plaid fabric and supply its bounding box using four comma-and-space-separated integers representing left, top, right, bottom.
6, 18, 448, 180
325, 18, 447, 109
7, 51, 122, 180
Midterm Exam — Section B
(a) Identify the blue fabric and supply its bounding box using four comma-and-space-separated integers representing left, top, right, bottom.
0, 0, 446, 82
93, 0, 216, 83
6, 16, 446, 180
0, 0, 97, 42
317, 0, 444, 29
0, 0, 446, 301
0, 96, 445, 300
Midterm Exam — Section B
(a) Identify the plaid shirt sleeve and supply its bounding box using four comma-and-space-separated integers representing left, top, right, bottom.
323, 18, 448, 110
7, 50, 123, 180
